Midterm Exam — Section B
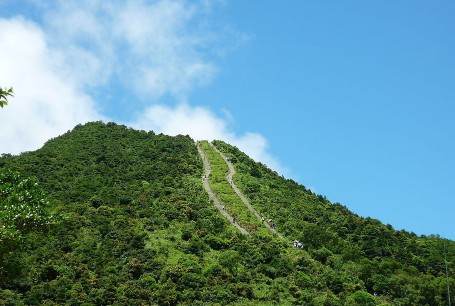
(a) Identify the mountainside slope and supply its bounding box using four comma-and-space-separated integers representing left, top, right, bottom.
0, 122, 453, 305
213, 140, 454, 265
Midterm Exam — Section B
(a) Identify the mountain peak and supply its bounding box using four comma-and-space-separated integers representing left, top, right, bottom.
1, 121, 453, 305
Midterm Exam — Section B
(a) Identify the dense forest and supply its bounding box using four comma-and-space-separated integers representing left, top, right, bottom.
0, 121, 453, 305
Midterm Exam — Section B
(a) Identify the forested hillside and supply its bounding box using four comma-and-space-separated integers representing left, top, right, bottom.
0, 121, 453, 305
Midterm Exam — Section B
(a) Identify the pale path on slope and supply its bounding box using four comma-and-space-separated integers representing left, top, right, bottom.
196, 142, 250, 236
210, 143, 284, 239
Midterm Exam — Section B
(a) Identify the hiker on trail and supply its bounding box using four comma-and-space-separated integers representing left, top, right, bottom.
261, 216, 265, 222
294, 240, 299, 247
232, 216, 236, 223
222, 205, 225, 211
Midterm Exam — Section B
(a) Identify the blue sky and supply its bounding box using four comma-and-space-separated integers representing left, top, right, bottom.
1, 1, 454, 240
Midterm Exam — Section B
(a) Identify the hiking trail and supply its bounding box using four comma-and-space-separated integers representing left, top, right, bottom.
210, 143, 284, 239
196, 141, 250, 236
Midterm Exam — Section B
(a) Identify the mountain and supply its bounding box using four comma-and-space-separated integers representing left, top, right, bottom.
0, 121, 453, 305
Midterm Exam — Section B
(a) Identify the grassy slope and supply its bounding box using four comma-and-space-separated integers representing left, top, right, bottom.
198, 141, 271, 237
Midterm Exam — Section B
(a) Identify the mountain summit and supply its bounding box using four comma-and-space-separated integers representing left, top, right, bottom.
1, 121, 453, 305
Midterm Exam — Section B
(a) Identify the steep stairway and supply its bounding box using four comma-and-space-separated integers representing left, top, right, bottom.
210, 143, 284, 239
196, 141, 250, 235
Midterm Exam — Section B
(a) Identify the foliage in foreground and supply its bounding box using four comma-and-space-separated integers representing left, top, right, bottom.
0, 86, 14, 108
0, 170, 61, 284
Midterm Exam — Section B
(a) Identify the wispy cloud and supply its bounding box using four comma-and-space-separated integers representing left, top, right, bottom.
0, 0, 287, 175
39, 0, 218, 99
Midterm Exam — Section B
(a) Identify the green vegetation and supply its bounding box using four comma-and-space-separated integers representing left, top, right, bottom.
0, 122, 453, 305
0, 86, 14, 108
0, 170, 60, 284
213, 139, 455, 305
198, 141, 270, 236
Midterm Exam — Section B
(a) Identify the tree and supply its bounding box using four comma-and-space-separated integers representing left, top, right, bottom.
0, 87, 14, 108
0, 170, 57, 239
0, 169, 59, 278
345, 290, 376, 306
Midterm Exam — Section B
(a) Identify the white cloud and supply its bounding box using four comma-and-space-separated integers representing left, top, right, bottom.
0, 0, 287, 176
0, 0, 216, 154
130, 103, 288, 175
0, 17, 102, 154
41, 0, 217, 99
